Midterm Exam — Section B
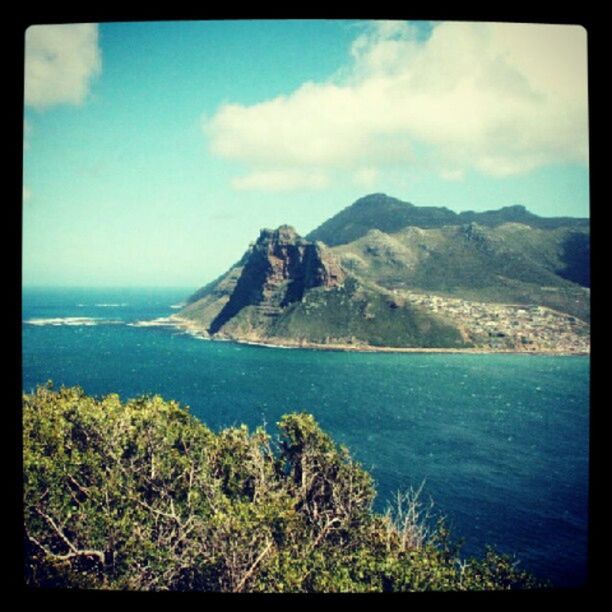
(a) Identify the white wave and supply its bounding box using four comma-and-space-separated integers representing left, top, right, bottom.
180, 329, 212, 341
182, 329, 210, 340
170, 303, 185, 309
240, 340, 298, 350
127, 317, 180, 328
24, 317, 122, 327
76, 303, 128, 308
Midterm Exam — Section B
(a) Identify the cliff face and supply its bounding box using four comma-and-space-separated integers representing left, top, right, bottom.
202, 226, 345, 334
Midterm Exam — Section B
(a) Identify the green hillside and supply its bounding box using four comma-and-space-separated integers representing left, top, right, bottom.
333, 222, 590, 321
267, 277, 469, 348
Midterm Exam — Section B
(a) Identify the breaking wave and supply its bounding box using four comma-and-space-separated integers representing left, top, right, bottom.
127, 317, 180, 328
75, 303, 129, 308
24, 317, 123, 327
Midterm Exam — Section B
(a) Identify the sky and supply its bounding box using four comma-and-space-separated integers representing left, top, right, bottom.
22, 19, 590, 288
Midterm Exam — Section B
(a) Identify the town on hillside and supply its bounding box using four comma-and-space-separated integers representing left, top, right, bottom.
401, 290, 590, 353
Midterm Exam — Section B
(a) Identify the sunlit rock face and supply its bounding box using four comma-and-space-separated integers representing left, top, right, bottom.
208, 225, 346, 334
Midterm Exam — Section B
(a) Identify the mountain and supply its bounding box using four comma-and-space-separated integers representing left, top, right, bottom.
180, 224, 469, 348
307, 193, 589, 246
179, 195, 590, 351
306, 193, 457, 246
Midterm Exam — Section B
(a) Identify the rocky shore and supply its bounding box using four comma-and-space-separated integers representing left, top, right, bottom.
162, 313, 589, 356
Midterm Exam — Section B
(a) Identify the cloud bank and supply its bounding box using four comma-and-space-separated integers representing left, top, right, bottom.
204, 21, 588, 191
25, 24, 101, 108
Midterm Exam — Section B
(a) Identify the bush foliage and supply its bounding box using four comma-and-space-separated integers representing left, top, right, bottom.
23, 385, 543, 592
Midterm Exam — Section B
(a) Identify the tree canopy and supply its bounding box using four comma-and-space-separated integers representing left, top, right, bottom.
23, 384, 543, 592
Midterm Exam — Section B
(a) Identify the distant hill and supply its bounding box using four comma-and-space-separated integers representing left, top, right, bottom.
180, 194, 590, 349
307, 193, 589, 246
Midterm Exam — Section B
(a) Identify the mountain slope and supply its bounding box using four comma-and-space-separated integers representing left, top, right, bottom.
332, 222, 590, 321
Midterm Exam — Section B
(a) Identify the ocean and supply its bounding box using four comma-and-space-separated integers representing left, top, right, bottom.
22, 286, 590, 588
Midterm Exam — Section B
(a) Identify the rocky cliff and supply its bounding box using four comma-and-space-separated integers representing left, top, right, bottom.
207, 225, 345, 334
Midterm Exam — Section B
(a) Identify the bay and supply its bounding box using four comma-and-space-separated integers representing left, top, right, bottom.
22, 286, 590, 588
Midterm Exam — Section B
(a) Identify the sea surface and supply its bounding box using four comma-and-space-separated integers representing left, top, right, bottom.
22, 287, 590, 588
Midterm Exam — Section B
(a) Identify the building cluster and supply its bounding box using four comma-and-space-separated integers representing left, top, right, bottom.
401, 291, 590, 353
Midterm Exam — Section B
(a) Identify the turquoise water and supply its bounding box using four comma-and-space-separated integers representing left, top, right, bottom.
22, 287, 590, 588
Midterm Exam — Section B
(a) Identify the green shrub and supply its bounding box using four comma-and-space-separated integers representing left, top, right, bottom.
23, 384, 544, 592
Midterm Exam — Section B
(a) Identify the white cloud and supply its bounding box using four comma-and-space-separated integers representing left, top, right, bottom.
204, 21, 588, 190
25, 24, 101, 109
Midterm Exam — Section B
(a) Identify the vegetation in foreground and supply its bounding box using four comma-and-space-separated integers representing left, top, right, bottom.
23, 385, 545, 592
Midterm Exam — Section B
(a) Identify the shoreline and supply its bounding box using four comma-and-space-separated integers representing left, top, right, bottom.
166, 315, 590, 357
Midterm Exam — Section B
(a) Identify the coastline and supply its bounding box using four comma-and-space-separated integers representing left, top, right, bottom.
165, 315, 590, 357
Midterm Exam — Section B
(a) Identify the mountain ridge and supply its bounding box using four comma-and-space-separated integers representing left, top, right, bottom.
306, 193, 589, 247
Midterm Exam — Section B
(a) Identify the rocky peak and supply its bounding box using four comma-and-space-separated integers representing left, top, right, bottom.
208, 226, 345, 334
353, 193, 414, 210
257, 225, 303, 245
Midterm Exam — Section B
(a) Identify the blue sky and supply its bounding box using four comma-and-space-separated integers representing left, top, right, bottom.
23, 20, 589, 287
